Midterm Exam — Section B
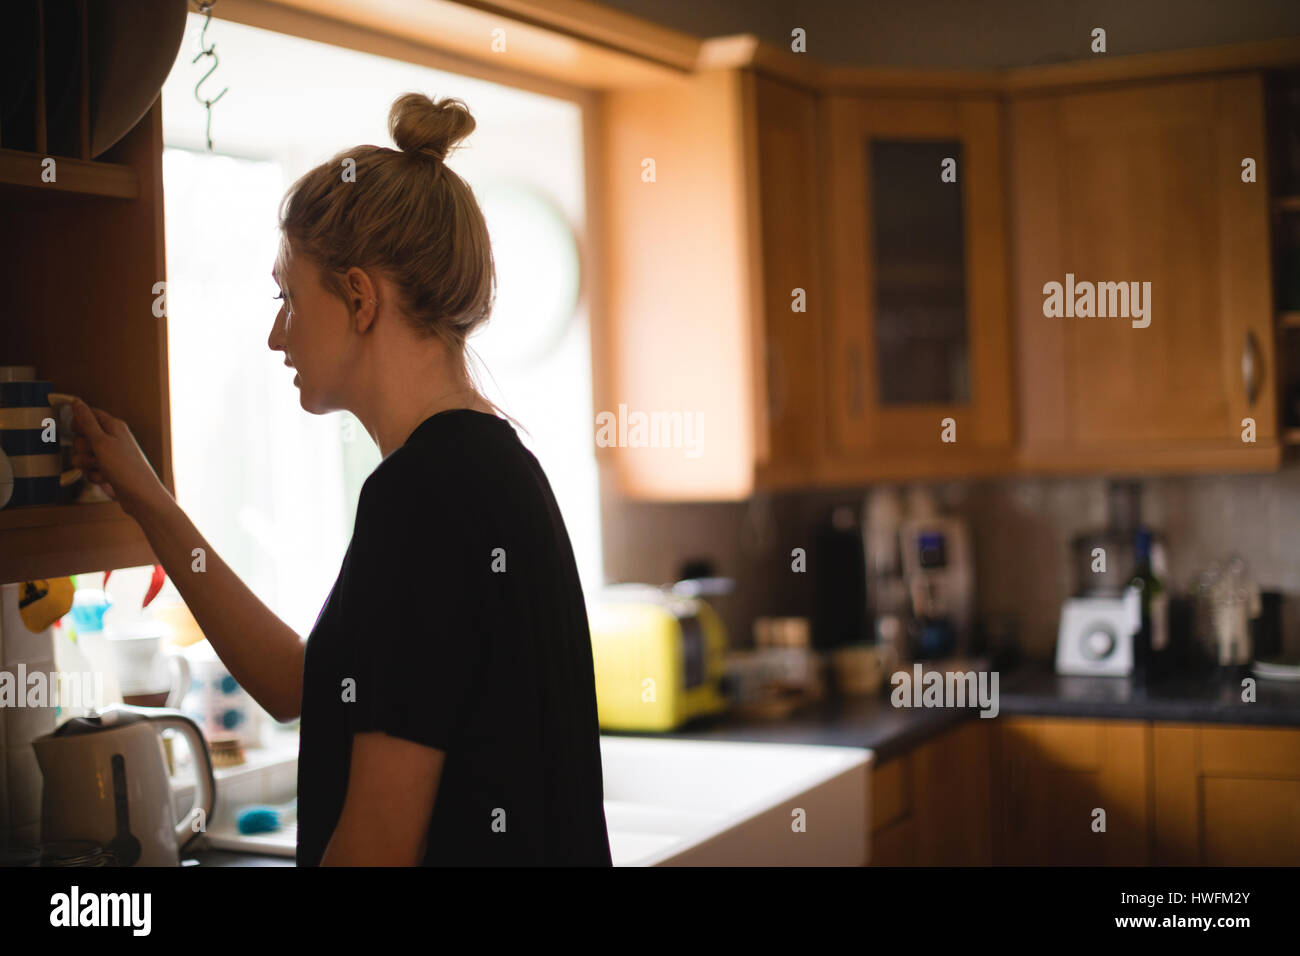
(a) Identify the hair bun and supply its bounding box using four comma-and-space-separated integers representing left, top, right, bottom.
389, 92, 475, 163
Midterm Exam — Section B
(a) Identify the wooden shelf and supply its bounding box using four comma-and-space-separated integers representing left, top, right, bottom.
0, 501, 155, 584
0, 148, 139, 199
1277, 196, 1300, 213
1280, 311, 1300, 330
0, 98, 170, 584
1284, 428, 1300, 446
0, 500, 124, 532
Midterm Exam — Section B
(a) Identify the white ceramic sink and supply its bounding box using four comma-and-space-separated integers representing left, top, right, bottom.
187, 734, 873, 865
600, 736, 872, 866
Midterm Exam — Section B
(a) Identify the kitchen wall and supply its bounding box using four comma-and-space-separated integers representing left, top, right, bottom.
597, 0, 1300, 68
600, 469, 1300, 661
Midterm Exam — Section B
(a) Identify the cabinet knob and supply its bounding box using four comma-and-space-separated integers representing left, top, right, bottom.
1242, 329, 1262, 408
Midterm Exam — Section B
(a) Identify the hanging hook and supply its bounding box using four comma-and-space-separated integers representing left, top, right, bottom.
192, 1, 229, 151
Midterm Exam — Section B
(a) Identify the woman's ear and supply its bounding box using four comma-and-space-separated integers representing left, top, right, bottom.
354, 295, 378, 334
347, 268, 379, 333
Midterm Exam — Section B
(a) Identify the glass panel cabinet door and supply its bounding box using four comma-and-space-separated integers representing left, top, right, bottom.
871, 139, 970, 406
823, 96, 1013, 457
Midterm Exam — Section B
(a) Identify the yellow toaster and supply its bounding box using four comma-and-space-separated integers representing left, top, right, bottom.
588, 585, 728, 731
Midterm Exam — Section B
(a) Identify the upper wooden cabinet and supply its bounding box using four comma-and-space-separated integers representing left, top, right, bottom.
597, 77, 1027, 499
596, 69, 825, 499
592, 45, 1300, 498
819, 95, 1015, 478
1009, 74, 1280, 473
749, 74, 829, 490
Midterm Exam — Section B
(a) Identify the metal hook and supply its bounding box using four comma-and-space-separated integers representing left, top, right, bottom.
191, 1, 229, 151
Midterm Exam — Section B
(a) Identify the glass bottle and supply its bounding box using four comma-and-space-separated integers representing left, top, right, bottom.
1131, 528, 1168, 684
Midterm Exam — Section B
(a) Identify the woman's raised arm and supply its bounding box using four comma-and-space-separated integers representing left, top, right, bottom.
70, 400, 306, 722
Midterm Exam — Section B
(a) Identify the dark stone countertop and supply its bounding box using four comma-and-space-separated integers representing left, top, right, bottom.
608, 664, 1300, 762
996, 665, 1300, 725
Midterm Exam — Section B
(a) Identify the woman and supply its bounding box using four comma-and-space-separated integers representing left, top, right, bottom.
70, 92, 613, 867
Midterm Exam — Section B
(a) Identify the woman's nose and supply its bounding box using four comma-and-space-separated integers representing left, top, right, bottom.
268, 309, 285, 352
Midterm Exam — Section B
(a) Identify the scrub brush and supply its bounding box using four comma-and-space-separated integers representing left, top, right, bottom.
208, 737, 245, 768
236, 798, 297, 835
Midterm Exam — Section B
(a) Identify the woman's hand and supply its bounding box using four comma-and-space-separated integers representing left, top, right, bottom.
69, 400, 169, 519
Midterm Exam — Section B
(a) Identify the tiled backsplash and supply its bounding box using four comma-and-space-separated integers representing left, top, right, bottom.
600, 469, 1300, 660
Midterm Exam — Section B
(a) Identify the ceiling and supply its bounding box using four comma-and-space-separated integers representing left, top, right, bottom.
594, 0, 1300, 69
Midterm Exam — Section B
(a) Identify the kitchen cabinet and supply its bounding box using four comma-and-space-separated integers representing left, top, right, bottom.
819, 94, 1015, 480
870, 715, 1300, 866
1152, 723, 1300, 865
596, 68, 824, 498
869, 746, 912, 864
869, 720, 993, 866
992, 717, 1151, 865
596, 45, 1300, 497
749, 73, 830, 489
0, 103, 170, 583
1009, 73, 1280, 473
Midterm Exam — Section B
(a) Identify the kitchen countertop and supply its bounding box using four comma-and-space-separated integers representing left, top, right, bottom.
611, 664, 1300, 762
995, 666, 1300, 725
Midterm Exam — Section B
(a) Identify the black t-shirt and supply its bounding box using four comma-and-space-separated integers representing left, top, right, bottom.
295, 409, 612, 866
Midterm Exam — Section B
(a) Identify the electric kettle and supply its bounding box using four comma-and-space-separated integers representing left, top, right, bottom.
32, 705, 215, 866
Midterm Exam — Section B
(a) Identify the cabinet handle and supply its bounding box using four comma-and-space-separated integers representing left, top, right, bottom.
1242, 329, 1262, 408
849, 344, 864, 417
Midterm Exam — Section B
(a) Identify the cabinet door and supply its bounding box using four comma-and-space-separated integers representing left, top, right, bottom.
868, 753, 913, 865
598, 69, 764, 499
822, 95, 1013, 456
1152, 724, 1300, 865
868, 721, 993, 866
994, 717, 1150, 865
911, 719, 993, 865
750, 73, 827, 484
1011, 74, 1277, 461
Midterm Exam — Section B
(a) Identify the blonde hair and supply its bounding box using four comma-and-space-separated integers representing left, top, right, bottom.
277, 92, 501, 403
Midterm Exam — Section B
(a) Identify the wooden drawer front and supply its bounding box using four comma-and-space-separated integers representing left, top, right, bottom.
1002, 716, 1102, 770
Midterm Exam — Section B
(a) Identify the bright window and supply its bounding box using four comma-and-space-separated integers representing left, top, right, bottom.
145, 14, 601, 636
